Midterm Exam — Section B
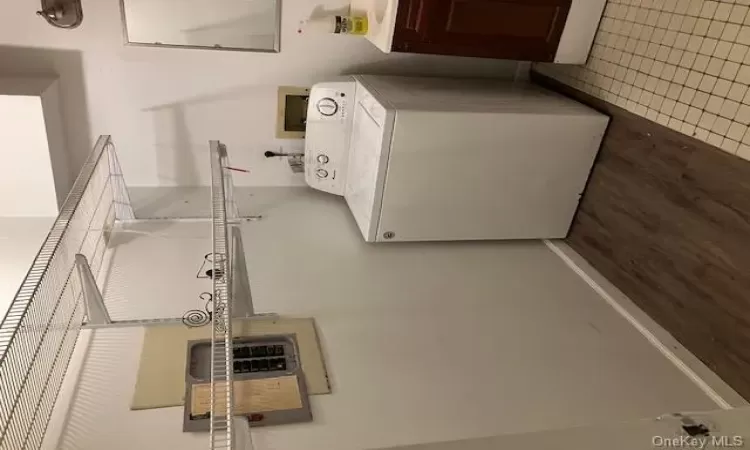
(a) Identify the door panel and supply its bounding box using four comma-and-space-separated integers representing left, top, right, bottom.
393, 0, 572, 61
444, 1, 563, 39
394, 0, 429, 43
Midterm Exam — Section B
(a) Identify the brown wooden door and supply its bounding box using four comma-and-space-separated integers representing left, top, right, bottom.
392, 0, 572, 61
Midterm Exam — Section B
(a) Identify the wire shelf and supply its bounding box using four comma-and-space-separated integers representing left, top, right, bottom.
0, 136, 125, 449
0, 136, 243, 449
209, 141, 235, 450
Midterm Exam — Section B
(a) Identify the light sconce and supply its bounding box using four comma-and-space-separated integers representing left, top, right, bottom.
37, 0, 83, 29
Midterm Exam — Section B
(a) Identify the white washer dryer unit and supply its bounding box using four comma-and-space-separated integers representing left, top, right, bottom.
305, 75, 609, 243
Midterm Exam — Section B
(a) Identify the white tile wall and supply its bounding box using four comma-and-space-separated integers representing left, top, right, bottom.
536, 0, 750, 162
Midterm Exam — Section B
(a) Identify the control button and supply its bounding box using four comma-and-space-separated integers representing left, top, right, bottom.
317, 154, 329, 164
316, 97, 339, 116
315, 169, 329, 178
271, 358, 287, 371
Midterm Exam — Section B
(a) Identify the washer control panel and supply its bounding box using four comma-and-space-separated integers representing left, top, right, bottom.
304, 80, 356, 196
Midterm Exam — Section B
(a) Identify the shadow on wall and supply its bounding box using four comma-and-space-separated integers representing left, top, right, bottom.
307, 5, 350, 19
152, 104, 199, 186
0, 46, 92, 193
345, 53, 521, 80
144, 84, 288, 187
139, 54, 521, 188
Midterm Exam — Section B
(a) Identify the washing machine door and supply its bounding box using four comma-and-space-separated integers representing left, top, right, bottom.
344, 86, 394, 242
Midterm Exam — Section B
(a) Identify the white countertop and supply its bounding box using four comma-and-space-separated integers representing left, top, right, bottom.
349, 0, 607, 64
350, 0, 398, 53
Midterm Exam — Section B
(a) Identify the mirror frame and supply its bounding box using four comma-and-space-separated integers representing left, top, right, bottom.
118, 0, 281, 53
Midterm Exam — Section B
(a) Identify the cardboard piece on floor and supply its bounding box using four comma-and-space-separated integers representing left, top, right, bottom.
131, 317, 330, 410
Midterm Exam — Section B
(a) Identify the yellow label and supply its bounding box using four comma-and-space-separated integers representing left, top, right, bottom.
350, 17, 369, 35
191, 376, 303, 416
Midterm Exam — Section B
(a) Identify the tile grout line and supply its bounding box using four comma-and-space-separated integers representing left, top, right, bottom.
606, 1, 742, 147
537, 0, 750, 158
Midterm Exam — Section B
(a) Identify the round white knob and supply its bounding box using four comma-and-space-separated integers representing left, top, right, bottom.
315, 169, 329, 178
316, 98, 339, 116
317, 154, 329, 163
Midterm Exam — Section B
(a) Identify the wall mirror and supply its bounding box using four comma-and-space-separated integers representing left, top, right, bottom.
120, 0, 281, 52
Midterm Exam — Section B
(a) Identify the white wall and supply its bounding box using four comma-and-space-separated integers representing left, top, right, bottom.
0, 76, 70, 208
0, 217, 54, 317
40, 80, 72, 207
0, 0, 519, 190
0, 95, 59, 216
55, 188, 721, 450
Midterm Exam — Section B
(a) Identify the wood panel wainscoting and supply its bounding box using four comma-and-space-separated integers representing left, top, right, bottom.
531, 70, 750, 401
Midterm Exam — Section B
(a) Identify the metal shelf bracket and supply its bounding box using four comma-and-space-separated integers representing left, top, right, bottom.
75, 254, 111, 326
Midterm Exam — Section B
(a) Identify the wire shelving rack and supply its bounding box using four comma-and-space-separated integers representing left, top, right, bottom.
0, 136, 243, 449
209, 141, 236, 450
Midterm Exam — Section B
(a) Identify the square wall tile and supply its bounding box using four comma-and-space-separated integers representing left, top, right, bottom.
728, 83, 748, 101
714, 41, 732, 59
705, 95, 724, 114
714, 79, 732, 97
721, 138, 740, 153
728, 122, 748, 141
720, 61, 741, 80
728, 44, 749, 62
731, 5, 750, 24
536, 0, 750, 162
686, 106, 703, 124
699, 75, 718, 92
692, 91, 710, 108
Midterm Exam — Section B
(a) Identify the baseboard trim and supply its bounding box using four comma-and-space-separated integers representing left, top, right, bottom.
545, 239, 747, 410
